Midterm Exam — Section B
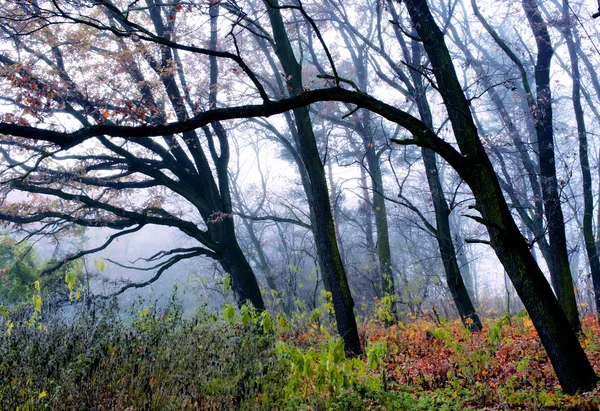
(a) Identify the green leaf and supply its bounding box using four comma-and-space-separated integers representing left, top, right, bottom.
240, 303, 256, 326
0, 305, 9, 319
276, 313, 291, 331
222, 272, 232, 292
516, 358, 529, 373
223, 303, 235, 322
261, 310, 272, 333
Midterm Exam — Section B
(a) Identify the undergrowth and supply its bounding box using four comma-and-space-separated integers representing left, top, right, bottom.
2, 299, 600, 410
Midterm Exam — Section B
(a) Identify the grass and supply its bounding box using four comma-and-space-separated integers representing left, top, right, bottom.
2, 299, 600, 410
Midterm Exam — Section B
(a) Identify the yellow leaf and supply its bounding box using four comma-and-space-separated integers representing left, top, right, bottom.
75, 290, 81, 300
34, 295, 42, 311
39, 391, 47, 399
94, 259, 106, 272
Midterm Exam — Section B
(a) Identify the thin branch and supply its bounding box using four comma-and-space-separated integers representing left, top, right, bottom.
40, 225, 145, 275
235, 212, 311, 230
95, 249, 209, 299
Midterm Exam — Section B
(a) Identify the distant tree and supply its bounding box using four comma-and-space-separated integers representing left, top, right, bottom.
325, 0, 480, 330
0, 235, 40, 304
397, 0, 595, 391
558, 0, 600, 317
262, 0, 360, 354
0, 233, 83, 307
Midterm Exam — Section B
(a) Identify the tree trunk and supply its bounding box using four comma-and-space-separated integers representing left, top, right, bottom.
208, 2, 264, 311
265, 0, 361, 355
327, 156, 346, 264
423, 148, 482, 331
364, 128, 397, 321
522, 0, 580, 332
449, 20, 557, 279
406, 38, 481, 330
341, 28, 398, 317
451, 215, 476, 303
403, 0, 597, 393
561, 0, 600, 317
245, 220, 279, 293
359, 164, 378, 293
218, 238, 265, 311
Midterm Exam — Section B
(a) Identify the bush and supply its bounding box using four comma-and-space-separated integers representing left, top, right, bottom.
0, 300, 288, 410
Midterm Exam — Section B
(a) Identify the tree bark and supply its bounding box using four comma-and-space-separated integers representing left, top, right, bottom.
403, 0, 597, 393
265, 0, 361, 355
423, 148, 482, 330
208, 2, 264, 310
521, 0, 580, 331
561, 0, 600, 316
218, 233, 266, 311
385, 3, 479, 329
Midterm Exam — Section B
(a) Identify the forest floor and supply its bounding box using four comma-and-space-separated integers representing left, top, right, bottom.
2, 301, 600, 410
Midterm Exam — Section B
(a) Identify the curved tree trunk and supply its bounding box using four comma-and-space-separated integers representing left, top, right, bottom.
522, 0, 580, 332
561, 0, 600, 317
403, 0, 597, 393
264, 0, 361, 355
208, 3, 264, 311
385, 4, 480, 329
218, 235, 266, 311
423, 148, 482, 331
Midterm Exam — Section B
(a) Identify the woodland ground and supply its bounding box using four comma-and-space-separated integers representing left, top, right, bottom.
2, 299, 600, 410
